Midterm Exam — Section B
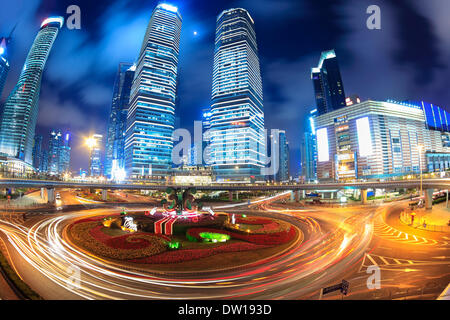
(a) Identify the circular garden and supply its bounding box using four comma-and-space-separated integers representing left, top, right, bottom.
66, 211, 300, 272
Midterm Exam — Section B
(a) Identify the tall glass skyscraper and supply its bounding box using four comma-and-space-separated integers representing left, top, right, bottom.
48, 130, 62, 175
32, 134, 43, 170
311, 50, 346, 115
124, 3, 182, 179
89, 134, 103, 177
105, 63, 135, 178
59, 132, 71, 174
0, 17, 63, 164
0, 35, 12, 99
209, 8, 265, 181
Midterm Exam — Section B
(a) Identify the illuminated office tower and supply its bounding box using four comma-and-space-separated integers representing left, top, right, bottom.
210, 8, 265, 181
105, 62, 135, 178
267, 129, 289, 182
314, 99, 450, 181
311, 50, 346, 115
59, 132, 71, 174
301, 109, 318, 182
124, 3, 182, 178
32, 134, 43, 170
0, 17, 63, 164
0, 35, 12, 98
48, 130, 62, 175
89, 134, 103, 177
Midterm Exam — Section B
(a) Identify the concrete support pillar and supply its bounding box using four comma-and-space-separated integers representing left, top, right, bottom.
425, 189, 434, 210
290, 191, 295, 202
302, 190, 306, 199
361, 189, 368, 205
47, 188, 55, 203
295, 190, 301, 202
228, 191, 233, 201
236, 191, 239, 201
102, 189, 108, 201
330, 192, 334, 200
40, 187, 45, 199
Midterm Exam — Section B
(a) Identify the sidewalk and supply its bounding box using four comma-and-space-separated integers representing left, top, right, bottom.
400, 202, 450, 232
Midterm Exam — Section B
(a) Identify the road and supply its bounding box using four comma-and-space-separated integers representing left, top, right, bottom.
0, 192, 448, 300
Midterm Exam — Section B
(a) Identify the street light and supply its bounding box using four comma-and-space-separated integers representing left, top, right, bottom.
85, 137, 96, 150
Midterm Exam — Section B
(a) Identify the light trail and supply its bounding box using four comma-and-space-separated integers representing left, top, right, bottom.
0, 195, 374, 300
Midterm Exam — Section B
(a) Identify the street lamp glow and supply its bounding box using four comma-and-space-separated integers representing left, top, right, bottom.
85, 137, 97, 149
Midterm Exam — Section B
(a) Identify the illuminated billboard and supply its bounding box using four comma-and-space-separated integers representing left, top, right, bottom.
316, 128, 329, 162
356, 117, 373, 157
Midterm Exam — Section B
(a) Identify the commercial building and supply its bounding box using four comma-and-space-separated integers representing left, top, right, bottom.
0, 35, 12, 98
89, 134, 103, 177
301, 109, 318, 182
209, 8, 265, 181
124, 3, 182, 179
267, 129, 289, 182
59, 132, 71, 174
311, 50, 346, 115
0, 17, 63, 164
105, 62, 135, 178
32, 134, 43, 171
313, 99, 450, 181
48, 130, 62, 175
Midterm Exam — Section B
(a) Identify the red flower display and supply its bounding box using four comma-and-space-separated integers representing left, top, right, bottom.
130, 242, 269, 264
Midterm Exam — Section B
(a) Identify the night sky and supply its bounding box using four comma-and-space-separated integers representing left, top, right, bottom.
0, 0, 448, 175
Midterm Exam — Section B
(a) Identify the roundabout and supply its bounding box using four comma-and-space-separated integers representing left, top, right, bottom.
0, 195, 375, 300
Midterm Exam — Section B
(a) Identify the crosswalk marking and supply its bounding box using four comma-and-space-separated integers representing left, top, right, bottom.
373, 217, 448, 247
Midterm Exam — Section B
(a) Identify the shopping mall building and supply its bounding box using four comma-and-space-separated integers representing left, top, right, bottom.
313, 100, 450, 181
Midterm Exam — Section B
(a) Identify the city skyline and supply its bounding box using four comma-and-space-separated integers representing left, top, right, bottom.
0, 0, 448, 175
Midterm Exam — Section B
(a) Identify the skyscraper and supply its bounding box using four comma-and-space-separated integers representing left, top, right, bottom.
0, 35, 12, 99
89, 134, 103, 177
59, 132, 71, 174
209, 8, 265, 181
267, 129, 290, 182
32, 134, 43, 170
301, 109, 318, 182
48, 130, 62, 175
124, 3, 182, 179
0, 17, 63, 164
311, 50, 346, 115
105, 63, 135, 178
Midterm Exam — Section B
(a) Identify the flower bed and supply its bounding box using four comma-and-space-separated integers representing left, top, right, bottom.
130, 242, 269, 264
187, 226, 296, 245
69, 221, 168, 260
235, 217, 272, 225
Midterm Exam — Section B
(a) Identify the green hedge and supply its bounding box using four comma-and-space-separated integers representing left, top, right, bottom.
0, 250, 42, 300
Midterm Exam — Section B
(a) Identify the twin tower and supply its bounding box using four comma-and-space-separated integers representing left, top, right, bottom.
118, 4, 265, 181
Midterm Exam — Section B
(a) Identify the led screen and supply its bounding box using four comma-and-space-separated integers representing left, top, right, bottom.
356, 117, 373, 157
316, 128, 329, 162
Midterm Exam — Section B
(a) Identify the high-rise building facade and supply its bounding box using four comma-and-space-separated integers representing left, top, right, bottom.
209, 8, 265, 181
48, 130, 62, 175
0, 17, 63, 164
267, 129, 289, 182
105, 62, 135, 178
59, 132, 71, 174
47, 129, 71, 175
314, 100, 450, 181
89, 134, 103, 176
301, 110, 318, 182
124, 3, 182, 179
32, 134, 43, 170
311, 50, 346, 115
0, 35, 12, 98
